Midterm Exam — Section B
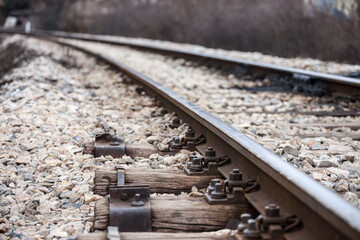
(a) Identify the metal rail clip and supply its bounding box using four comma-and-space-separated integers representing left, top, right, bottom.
238, 204, 301, 240
94, 133, 125, 158
205, 169, 258, 204
184, 147, 230, 176
169, 128, 205, 151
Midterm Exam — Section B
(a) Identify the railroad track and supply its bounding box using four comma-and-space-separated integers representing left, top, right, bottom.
0, 30, 360, 240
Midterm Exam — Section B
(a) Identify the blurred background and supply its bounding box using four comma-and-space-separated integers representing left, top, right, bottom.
1, 0, 359, 63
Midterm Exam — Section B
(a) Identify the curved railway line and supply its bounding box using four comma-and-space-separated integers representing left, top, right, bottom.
0, 30, 360, 240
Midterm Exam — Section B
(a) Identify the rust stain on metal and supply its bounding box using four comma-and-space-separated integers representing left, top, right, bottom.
94, 133, 125, 158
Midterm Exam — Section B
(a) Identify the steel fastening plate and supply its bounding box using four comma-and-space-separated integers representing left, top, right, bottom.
94, 133, 125, 158
109, 185, 151, 232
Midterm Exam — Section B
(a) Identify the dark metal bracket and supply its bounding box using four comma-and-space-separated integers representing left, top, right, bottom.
94, 133, 125, 158
109, 168, 151, 232
109, 184, 152, 232
85, 133, 170, 158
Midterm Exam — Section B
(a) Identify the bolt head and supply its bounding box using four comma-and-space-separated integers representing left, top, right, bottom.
185, 128, 194, 137
215, 182, 222, 189
131, 194, 145, 207
173, 136, 180, 143
211, 182, 226, 199
238, 213, 252, 232
243, 219, 260, 237
121, 193, 128, 201
189, 157, 203, 172
210, 179, 221, 186
265, 204, 280, 217
240, 213, 251, 222
135, 193, 140, 200
205, 147, 216, 157
187, 161, 192, 169
237, 222, 247, 232
192, 158, 201, 165
230, 168, 242, 181
247, 219, 257, 231
170, 136, 182, 149
208, 179, 220, 193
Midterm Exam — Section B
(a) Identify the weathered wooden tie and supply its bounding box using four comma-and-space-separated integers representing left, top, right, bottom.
94, 196, 256, 232
95, 168, 218, 195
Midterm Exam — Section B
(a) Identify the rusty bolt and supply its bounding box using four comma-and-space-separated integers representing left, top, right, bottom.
237, 213, 252, 232
187, 161, 192, 169
243, 219, 261, 238
187, 154, 197, 169
187, 155, 195, 169
131, 193, 144, 207
121, 193, 128, 201
211, 183, 226, 199
208, 179, 221, 193
169, 117, 181, 128
185, 128, 195, 138
170, 136, 182, 149
173, 117, 180, 124
190, 157, 203, 172
265, 204, 280, 217
205, 147, 216, 157
230, 168, 242, 181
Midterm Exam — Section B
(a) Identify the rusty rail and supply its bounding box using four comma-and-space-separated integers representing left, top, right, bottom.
1, 30, 360, 239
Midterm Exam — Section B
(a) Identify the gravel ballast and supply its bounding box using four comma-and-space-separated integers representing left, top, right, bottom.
0, 33, 359, 239
0, 35, 190, 239
60, 37, 360, 208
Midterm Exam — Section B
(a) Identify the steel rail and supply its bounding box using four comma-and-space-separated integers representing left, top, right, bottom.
23, 29, 360, 90
1, 31, 360, 239
1, 29, 360, 90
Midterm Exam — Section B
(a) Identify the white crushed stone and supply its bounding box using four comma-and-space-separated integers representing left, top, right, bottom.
0, 35, 191, 239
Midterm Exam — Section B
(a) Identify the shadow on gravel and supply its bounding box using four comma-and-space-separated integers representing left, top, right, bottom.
183, 59, 331, 97
0, 41, 38, 86
0, 38, 82, 87
55, 47, 81, 69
